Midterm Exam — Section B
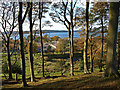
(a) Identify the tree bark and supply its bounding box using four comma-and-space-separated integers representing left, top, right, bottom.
104, 2, 120, 78
29, 2, 35, 82
70, 0, 74, 76
18, 2, 27, 87
90, 36, 93, 72
118, 38, 120, 70
7, 40, 12, 79
39, 2, 45, 77
15, 73, 18, 81
84, 1, 89, 74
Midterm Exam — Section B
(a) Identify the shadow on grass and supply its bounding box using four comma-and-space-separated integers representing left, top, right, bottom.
46, 59, 58, 62
2, 80, 20, 85
45, 53, 82, 59
35, 75, 66, 80
31, 73, 120, 89
2, 72, 120, 89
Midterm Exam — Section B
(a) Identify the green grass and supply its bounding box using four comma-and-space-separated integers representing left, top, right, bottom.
2, 52, 83, 80
2, 52, 120, 89
2, 71, 120, 89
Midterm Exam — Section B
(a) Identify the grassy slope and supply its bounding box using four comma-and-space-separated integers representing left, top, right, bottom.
2, 71, 120, 89
2, 52, 120, 89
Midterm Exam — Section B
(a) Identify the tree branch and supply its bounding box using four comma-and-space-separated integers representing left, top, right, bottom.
62, 1, 70, 25
73, 0, 77, 10
22, 2, 29, 24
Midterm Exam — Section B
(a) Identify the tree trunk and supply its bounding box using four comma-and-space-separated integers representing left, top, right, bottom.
18, 2, 27, 87
118, 39, 120, 70
70, 0, 74, 76
90, 36, 93, 72
15, 73, 18, 81
7, 41, 12, 79
104, 2, 120, 78
99, 17, 104, 72
39, 2, 45, 77
34, 30, 37, 56
29, 2, 35, 82
84, 1, 89, 74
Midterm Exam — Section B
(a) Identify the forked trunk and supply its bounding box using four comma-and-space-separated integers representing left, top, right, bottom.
18, 2, 27, 87
29, 2, 35, 82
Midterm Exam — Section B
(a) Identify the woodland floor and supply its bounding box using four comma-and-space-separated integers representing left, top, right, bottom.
2, 71, 120, 89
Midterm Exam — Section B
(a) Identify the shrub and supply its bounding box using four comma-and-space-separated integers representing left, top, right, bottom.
2, 61, 8, 74
12, 63, 22, 74
2, 61, 22, 74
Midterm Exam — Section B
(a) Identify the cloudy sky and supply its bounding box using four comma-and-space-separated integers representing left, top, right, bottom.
23, 12, 68, 31
22, 0, 86, 31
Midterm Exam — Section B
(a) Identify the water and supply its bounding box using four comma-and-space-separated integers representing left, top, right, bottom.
11, 31, 80, 40
42, 31, 80, 38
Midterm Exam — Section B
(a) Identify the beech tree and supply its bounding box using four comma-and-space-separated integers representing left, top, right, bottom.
0, 2, 18, 79
39, 1, 45, 77
104, 2, 120, 78
18, 2, 29, 87
28, 2, 35, 82
83, 1, 89, 74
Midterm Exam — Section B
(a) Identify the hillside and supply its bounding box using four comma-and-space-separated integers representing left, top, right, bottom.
2, 71, 120, 89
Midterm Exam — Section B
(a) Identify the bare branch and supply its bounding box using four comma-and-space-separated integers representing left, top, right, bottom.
32, 15, 37, 28
22, 2, 29, 24
0, 31, 7, 43
62, 1, 70, 25
64, 21, 69, 30
73, 0, 78, 10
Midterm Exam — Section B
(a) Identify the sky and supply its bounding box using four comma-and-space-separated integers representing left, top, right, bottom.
23, 1, 120, 31
23, 0, 86, 31
23, 12, 68, 31
0, 0, 92, 31
0, 0, 120, 32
